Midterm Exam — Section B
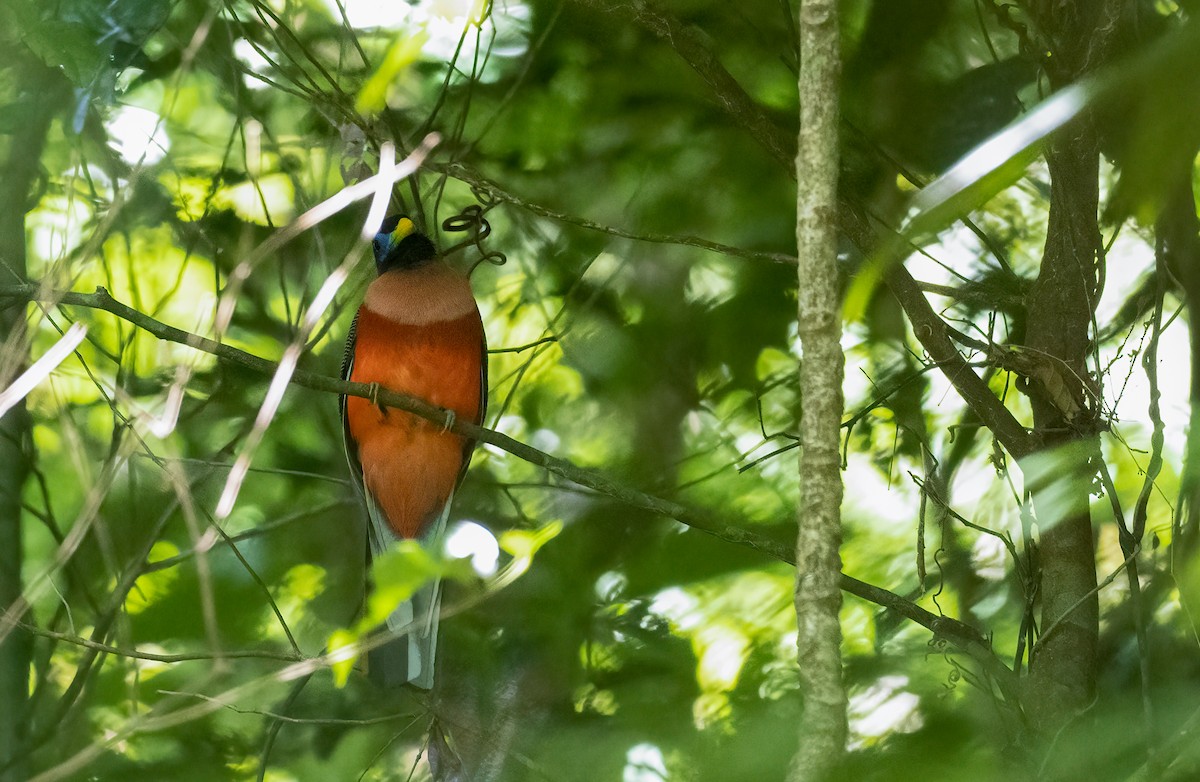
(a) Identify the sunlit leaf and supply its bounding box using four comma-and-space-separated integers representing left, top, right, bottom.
355, 30, 429, 115
124, 541, 180, 615
327, 628, 359, 688
212, 174, 296, 226
497, 520, 562, 560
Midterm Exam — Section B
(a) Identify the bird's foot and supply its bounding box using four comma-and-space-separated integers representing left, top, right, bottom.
368, 382, 388, 417
441, 409, 457, 432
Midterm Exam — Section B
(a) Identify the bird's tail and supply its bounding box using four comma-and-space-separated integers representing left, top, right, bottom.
368, 575, 442, 689
365, 496, 450, 690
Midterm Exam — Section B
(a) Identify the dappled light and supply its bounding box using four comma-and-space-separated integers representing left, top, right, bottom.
1, 0, 1199, 780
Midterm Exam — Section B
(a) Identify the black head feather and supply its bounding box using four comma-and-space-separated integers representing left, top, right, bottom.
372, 214, 436, 274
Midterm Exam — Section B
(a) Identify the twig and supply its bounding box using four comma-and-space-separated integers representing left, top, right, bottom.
882, 265, 1038, 458
161, 689, 415, 726
20, 626, 302, 663
442, 162, 797, 265
1128, 238, 1168, 766
488, 337, 559, 355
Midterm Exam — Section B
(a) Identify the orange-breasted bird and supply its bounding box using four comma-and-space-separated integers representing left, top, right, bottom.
340, 214, 486, 689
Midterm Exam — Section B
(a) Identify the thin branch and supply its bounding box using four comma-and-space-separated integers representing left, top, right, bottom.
1033, 545, 1139, 655
0, 283, 1009, 671
488, 337, 559, 355
144, 499, 349, 573
1125, 242, 1167, 767
159, 690, 416, 725
20, 626, 302, 663
881, 265, 1037, 458
909, 473, 1021, 564
442, 162, 797, 265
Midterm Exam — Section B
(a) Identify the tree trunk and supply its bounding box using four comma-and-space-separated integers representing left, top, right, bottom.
0, 57, 65, 782
790, 0, 846, 778
1021, 0, 1115, 731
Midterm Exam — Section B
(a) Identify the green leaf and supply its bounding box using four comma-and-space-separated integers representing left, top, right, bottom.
124, 541, 180, 615
6, 0, 171, 87
355, 31, 429, 116
363, 541, 442, 627
845, 80, 1089, 322
326, 629, 359, 689
498, 520, 562, 561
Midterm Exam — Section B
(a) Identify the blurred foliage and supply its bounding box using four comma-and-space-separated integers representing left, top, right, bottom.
2, 0, 1199, 780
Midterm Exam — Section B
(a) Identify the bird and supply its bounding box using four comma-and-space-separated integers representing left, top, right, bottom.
340, 214, 487, 689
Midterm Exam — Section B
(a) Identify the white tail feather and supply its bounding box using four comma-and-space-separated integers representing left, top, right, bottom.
367, 491, 451, 689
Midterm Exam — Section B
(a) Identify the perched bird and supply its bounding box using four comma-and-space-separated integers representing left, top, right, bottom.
340, 214, 487, 688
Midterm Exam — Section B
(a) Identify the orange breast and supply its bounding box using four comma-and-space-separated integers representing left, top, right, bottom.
346, 306, 484, 538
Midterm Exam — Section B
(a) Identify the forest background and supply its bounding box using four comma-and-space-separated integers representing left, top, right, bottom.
2, 0, 1200, 780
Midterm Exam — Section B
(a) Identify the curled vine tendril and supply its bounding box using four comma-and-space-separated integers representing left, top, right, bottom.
442, 197, 507, 273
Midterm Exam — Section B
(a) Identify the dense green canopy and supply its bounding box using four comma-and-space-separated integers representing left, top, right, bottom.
2, 0, 1199, 780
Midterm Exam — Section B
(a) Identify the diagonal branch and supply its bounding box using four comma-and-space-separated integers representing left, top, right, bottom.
881, 264, 1037, 458
0, 283, 1010, 683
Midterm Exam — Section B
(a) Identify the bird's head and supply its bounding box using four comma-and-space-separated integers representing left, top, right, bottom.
372, 214, 437, 274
